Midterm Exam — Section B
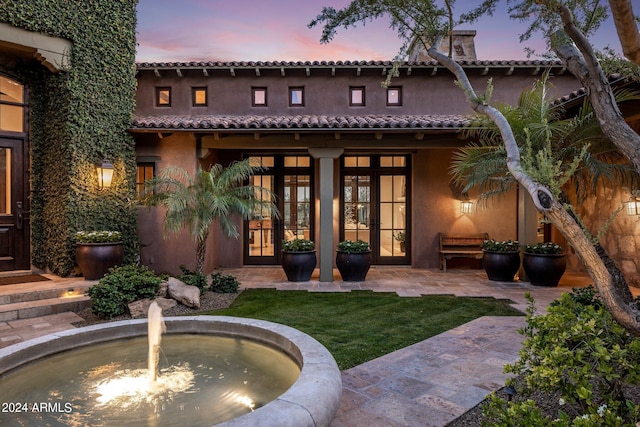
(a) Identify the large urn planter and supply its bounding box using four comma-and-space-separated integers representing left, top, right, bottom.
482, 250, 521, 282
523, 252, 566, 287
75, 242, 124, 280
281, 250, 317, 282
75, 231, 124, 281
336, 251, 372, 281
336, 239, 372, 282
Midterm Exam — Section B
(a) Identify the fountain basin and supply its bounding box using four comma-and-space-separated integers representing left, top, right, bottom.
0, 316, 342, 427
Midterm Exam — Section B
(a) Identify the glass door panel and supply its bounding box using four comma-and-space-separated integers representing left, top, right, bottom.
248, 174, 275, 257
283, 175, 311, 241
379, 175, 406, 257
343, 175, 370, 244
0, 148, 11, 214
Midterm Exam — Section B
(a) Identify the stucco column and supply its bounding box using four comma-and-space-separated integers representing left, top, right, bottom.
309, 148, 344, 282
517, 186, 539, 281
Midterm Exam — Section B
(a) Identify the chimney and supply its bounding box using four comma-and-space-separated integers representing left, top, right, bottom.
408, 30, 477, 61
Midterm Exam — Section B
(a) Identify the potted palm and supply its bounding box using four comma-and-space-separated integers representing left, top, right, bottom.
336, 239, 372, 281
523, 242, 566, 286
75, 231, 123, 280
481, 239, 521, 282
281, 238, 316, 282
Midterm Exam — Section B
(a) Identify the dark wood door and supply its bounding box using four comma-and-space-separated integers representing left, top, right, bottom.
0, 138, 28, 271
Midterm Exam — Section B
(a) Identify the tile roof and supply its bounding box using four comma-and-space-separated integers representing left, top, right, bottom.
136, 59, 563, 70
552, 73, 626, 107
132, 114, 472, 131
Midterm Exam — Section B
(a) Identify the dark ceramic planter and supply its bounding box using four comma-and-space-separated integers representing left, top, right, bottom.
336, 251, 372, 281
482, 250, 521, 282
281, 250, 317, 282
76, 242, 123, 280
523, 252, 566, 287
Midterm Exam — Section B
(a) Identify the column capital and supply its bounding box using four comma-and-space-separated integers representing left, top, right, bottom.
308, 148, 344, 160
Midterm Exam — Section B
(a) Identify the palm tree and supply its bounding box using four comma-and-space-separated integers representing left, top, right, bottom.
450, 76, 639, 208
142, 159, 278, 274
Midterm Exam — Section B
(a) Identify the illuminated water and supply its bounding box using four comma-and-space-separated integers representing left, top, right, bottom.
0, 334, 300, 426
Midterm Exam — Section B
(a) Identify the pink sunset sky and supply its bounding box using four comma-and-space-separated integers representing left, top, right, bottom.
136, 0, 633, 63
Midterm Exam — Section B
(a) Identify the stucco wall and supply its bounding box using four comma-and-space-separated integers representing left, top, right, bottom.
412, 148, 518, 268
135, 66, 581, 118
574, 186, 640, 287
137, 133, 199, 275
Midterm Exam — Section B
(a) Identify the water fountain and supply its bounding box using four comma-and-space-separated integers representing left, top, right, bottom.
0, 306, 341, 427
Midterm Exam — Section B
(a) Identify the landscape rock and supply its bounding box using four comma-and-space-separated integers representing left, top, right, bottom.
157, 281, 169, 298
127, 297, 179, 318
167, 277, 201, 308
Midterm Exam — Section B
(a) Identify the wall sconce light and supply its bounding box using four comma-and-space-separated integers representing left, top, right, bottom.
96, 160, 114, 189
460, 200, 474, 214
627, 197, 640, 216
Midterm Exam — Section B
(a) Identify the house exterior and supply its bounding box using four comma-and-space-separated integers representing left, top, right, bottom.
1, 4, 639, 284
131, 40, 585, 279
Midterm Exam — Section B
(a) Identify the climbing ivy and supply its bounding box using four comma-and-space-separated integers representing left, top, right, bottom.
0, 1, 139, 275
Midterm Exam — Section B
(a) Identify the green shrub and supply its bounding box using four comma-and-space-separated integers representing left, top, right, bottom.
178, 265, 208, 291
282, 238, 315, 252
336, 239, 371, 253
482, 289, 640, 426
210, 270, 240, 293
86, 264, 162, 319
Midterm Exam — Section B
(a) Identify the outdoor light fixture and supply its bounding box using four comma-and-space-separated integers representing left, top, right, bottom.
96, 160, 114, 189
460, 200, 474, 215
626, 197, 640, 216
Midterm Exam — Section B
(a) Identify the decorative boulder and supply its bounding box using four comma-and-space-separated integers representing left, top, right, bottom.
167, 277, 201, 308
128, 297, 178, 318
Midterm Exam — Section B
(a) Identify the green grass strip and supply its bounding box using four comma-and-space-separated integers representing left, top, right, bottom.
204, 289, 522, 369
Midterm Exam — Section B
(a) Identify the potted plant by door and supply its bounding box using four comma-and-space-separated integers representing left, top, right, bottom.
394, 231, 406, 253
523, 242, 566, 286
336, 239, 372, 281
281, 238, 317, 282
75, 231, 123, 280
481, 239, 521, 282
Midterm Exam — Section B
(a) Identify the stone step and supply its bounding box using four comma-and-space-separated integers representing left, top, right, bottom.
0, 295, 91, 322
0, 279, 94, 306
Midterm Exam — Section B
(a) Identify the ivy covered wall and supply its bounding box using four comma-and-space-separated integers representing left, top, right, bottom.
0, 0, 139, 275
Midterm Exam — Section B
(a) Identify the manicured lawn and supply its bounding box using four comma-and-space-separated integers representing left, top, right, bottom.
205, 289, 522, 369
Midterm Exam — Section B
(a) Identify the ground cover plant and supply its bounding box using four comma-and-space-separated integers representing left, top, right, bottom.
207, 289, 522, 369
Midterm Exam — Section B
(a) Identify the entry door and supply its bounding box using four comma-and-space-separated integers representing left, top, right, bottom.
341, 155, 410, 265
0, 138, 28, 270
245, 155, 313, 264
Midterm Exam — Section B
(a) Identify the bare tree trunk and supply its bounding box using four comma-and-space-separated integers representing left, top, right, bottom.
427, 46, 640, 336
608, 0, 640, 66
553, 4, 640, 174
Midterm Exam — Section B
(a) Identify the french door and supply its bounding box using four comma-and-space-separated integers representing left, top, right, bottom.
245, 155, 313, 264
341, 155, 410, 265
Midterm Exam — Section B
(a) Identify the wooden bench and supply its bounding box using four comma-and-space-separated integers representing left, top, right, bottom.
439, 232, 489, 272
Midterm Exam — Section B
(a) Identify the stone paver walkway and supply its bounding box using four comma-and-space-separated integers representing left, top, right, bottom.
1, 267, 620, 426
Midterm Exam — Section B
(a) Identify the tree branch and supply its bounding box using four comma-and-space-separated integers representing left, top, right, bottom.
608, 0, 640, 65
